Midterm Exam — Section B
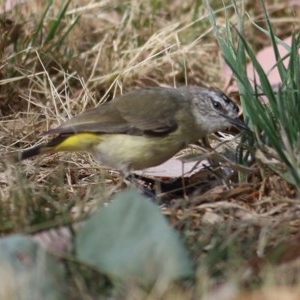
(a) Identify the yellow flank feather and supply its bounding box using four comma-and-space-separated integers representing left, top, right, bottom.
53, 133, 101, 152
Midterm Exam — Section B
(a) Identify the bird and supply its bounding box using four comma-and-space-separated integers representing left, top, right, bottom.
18, 86, 247, 173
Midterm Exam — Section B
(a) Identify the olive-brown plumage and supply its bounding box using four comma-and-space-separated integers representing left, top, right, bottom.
20, 86, 246, 172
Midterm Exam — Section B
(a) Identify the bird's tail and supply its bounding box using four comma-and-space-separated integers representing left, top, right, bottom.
6, 143, 52, 162
20, 143, 49, 160
18, 135, 68, 160
18, 132, 101, 161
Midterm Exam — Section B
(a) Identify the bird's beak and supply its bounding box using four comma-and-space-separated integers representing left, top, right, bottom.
229, 117, 249, 130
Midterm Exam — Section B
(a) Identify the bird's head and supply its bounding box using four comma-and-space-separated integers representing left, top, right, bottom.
181, 86, 247, 134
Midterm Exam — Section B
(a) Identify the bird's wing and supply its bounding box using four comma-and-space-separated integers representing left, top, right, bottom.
115, 87, 182, 133
45, 87, 183, 136
46, 103, 133, 135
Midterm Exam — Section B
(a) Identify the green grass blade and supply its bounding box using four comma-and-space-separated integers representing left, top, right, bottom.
44, 0, 72, 44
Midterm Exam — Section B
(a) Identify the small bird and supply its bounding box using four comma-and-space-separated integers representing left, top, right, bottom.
18, 86, 247, 172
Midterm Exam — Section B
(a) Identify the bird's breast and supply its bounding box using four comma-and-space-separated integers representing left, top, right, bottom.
92, 131, 189, 172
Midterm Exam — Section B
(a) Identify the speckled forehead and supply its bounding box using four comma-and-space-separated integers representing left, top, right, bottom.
212, 90, 238, 110
207, 89, 218, 99
220, 92, 232, 104
208, 90, 229, 102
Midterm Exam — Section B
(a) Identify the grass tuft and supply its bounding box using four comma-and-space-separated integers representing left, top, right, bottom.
207, 0, 300, 190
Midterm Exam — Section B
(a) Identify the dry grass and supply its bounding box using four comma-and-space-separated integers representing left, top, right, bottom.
1, 0, 300, 299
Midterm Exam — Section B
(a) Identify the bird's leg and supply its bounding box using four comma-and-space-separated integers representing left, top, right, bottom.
124, 173, 159, 200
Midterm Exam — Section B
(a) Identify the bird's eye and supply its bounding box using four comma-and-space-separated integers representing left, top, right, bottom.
212, 100, 222, 110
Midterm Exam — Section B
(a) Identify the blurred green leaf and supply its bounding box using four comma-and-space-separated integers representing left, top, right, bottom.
0, 235, 66, 300
76, 189, 193, 287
